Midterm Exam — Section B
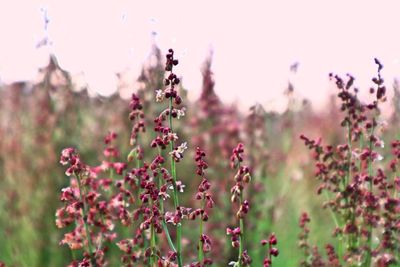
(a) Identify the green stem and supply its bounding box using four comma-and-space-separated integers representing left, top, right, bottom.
157, 165, 177, 253
364, 122, 375, 266
156, 148, 177, 253
198, 200, 205, 263
346, 121, 358, 252
322, 189, 342, 262
238, 193, 244, 267
323, 190, 340, 228
168, 98, 183, 267
75, 173, 97, 267
150, 205, 156, 267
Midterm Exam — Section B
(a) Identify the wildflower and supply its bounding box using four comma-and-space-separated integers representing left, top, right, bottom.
60, 148, 87, 176
169, 142, 188, 162
176, 107, 186, 119
261, 234, 279, 266
155, 89, 165, 102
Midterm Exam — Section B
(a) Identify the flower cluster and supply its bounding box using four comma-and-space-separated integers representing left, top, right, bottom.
60, 148, 87, 176
57, 145, 120, 267
128, 93, 145, 147
163, 49, 182, 104
261, 233, 279, 267
189, 147, 214, 266
226, 227, 242, 248
227, 143, 252, 266
300, 59, 400, 266
149, 48, 187, 267
55, 48, 277, 267
103, 132, 119, 158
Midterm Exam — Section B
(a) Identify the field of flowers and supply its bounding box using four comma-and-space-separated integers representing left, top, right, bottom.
0, 46, 399, 267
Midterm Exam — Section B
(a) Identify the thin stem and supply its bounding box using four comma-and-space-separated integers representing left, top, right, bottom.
75, 173, 97, 267
157, 148, 177, 253
197, 200, 205, 263
168, 97, 183, 267
364, 121, 375, 266
158, 177, 177, 253
323, 190, 340, 229
238, 189, 244, 267
150, 202, 156, 267
322, 186, 342, 262
346, 121, 358, 252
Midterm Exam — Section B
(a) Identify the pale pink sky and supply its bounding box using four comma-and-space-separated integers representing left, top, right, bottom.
0, 0, 399, 111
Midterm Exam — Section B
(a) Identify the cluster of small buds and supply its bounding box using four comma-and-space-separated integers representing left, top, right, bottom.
188, 207, 208, 221
151, 114, 177, 151
102, 133, 127, 176
195, 147, 208, 175
240, 250, 252, 266
103, 132, 119, 158
300, 59, 400, 266
230, 143, 244, 168
227, 250, 252, 266
310, 247, 325, 267
372, 58, 386, 101
325, 244, 340, 266
193, 147, 214, 208
57, 147, 120, 267
298, 212, 311, 266
191, 147, 214, 266
116, 238, 141, 265
128, 93, 145, 146
199, 234, 212, 254
139, 206, 163, 233
60, 147, 87, 176
230, 165, 251, 204
158, 107, 186, 120
227, 143, 252, 266
236, 199, 250, 219
149, 155, 165, 173
261, 233, 279, 267
112, 162, 128, 176
165, 206, 192, 226
226, 227, 241, 248
169, 142, 188, 162
157, 251, 179, 266
127, 156, 172, 264
157, 48, 182, 106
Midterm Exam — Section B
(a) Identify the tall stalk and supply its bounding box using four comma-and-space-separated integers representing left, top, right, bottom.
168, 97, 183, 267
75, 172, 96, 267
227, 143, 251, 266
197, 200, 205, 262
238, 193, 245, 267
364, 120, 375, 267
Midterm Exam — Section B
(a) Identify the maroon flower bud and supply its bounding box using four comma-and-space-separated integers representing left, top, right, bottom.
270, 247, 279, 257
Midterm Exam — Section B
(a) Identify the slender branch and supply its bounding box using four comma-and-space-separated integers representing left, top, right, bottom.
198, 200, 205, 263
364, 121, 375, 266
168, 97, 183, 267
75, 172, 97, 267
157, 147, 177, 253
